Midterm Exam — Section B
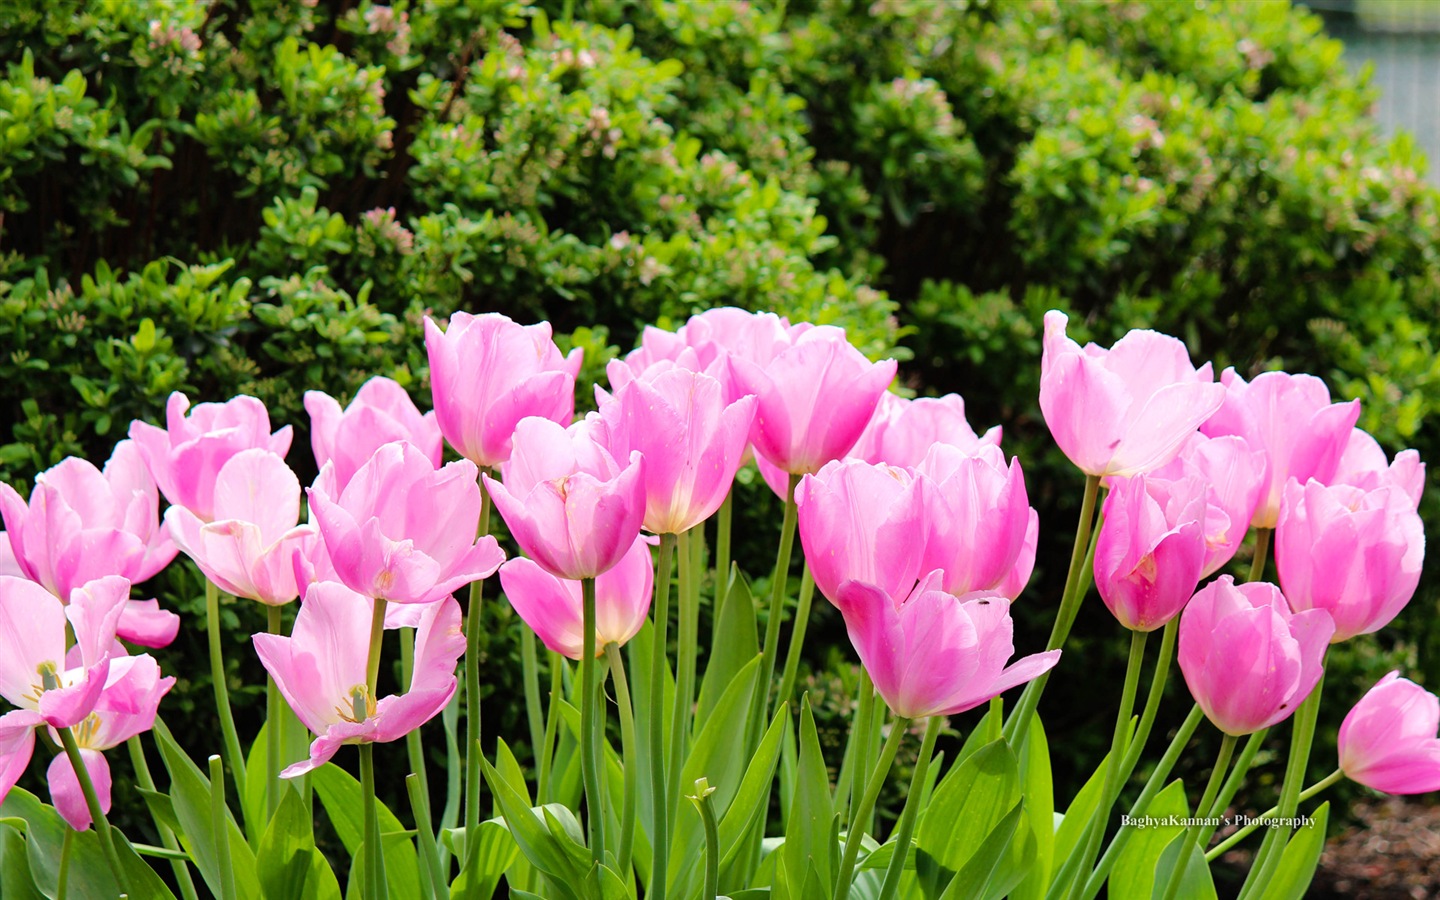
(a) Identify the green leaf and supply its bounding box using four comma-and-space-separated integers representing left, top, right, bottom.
477, 749, 585, 899
1262, 802, 1330, 900
1, 786, 126, 898
257, 785, 321, 899
937, 803, 1024, 900
115, 833, 181, 900
309, 762, 419, 900
1111, 779, 1190, 899
1148, 834, 1216, 900
915, 739, 1020, 899
1010, 717, 1054, 900
783, 696, 835, 899
447, 819, 518, 900
717, 704, 790, 878
0, 822, 44, 900
699, 565, 758, 724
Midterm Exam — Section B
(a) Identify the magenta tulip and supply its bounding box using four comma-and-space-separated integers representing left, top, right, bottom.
128, 392, 293, 521
499, 536, 654, 659
594, 364, 755, 534
833, 572, 1061, 719
425, 312, 582, 468
915, 444, 1036, 599
1094, 474, 1209, 631
1332, 428, 1425, 508
305, 377, 443, 492
996, 514, 1039, 600
308, 442, 504, 604
1178, 577, 1333, 735
1338, 672, 1440, 795
1149, 432, 1266, 576
1199, 369, 1361, 528
485, 417, 646, 580
850, 392, 1001, 469
1039, 310, 1225, 477
167, 449, 318, 606
1275, 479, 1424, 642
796, 459, 926, 607
254, 582, 464, 777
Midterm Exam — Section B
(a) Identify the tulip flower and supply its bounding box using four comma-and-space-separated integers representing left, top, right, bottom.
1039, 310, 1225, 477
1094, 474, 1209, 631
593, 364, 755, 535
1199, 369, 1361, 528
0, 441, 180, 646
996, 515, 1039, 600
425, 312, 582, 468
833, 572, 1061, 719
305, 377, 443, 492
128, 391, 293, 521
1275, 479, 1425, 642
166, 449, 318, 606
916, 444, 1036, 599
254, 582, 465, 777
796, 459, 926, 606
485, 417, 646, 580
308, 442, 505, 604
850, 392, 1002, 469
499, 536, 654, 659
1149, 432, 1266, 576
1338, 671, 1440, 795
1178, 577, 1333, 735
1332, 428, 1425, 509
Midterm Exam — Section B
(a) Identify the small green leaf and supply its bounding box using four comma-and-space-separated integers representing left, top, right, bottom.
783, 696, 835, 900
309, 762, 419, 900
1111, 780, 1190, 899
937, 803, 1024, 900
0, 822, 44, 900
916, 739, 1020, 899
1261, 802, 1330, 900
257, 786, 319, 899
699, 565, 758, 724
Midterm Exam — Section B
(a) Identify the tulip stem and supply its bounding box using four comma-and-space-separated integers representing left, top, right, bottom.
670, 527, 701, 829
689, 779, 721, 900
57, 826, 71, 900
407, 772, 447, 900
606, 642, 638, 878
776, 565, 816, 711
538, 651, 564, 804
1004, 474, 1101, 746
57, 726, 127, 892
1117, 618, 1177, 784
1205, 768, 1344, 861
128, 735, 201, 900
402, 628, 436, 900
205, 580, 248, 832
877, 715, 941, 900
648, 531, 677, 900
209, 754, 238, 900
834, 715, 909, 900
360, 744, 386, 899
1158, 733, 1237, 900
715, 488, 733, 606
521, 630, 545, 765
464, 473, 493, 872
1248, 528, 1272, 583
844, 670, 877, 830
1197, 727, 1268, 847
755, 474, 802, 739
580, 577, 605, 865
266, 605, 284, 819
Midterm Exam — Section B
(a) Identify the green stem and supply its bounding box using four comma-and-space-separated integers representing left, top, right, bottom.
691, 779, 721, 900
1197, 728, 1268, 848
208, 754, 237, 900
437, 693, 461, 876
877, 716, 941, 900
360, 745, 386, 899
754, 474, 801, 734
1205, 769, 1344, 861
834, 716, 909, 900
538, 651, 564, 804
402, 628, 435, 900
464, 474, 493, 869
407, 772, 447, 900
648, 531, 677, 900
715, 488, 733, 606
205, 580, 248, 831
521, 629, 545, 762
844, 670, 877, 829
57, 826, 71, 900
57, 726, 127, 892
1248, 528, 1272, 583
1159, 734, 1237, 900
128, 736, 200, 900
776, 565, 816, 710
580, 577, 605, 865
1117, 618, 1177, 781
669, 527, 701, 827
266, 605, 284, 818
1004, 474, 1102, 745
606, 643, 638, 879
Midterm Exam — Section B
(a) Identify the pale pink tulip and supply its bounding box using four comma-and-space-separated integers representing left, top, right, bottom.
996, 514, 1039, 600
1149, 432, 1266, 576
1199, 369, 1361, 528
833, 572, 1061, 719
1094, 474, 1209, 631
1332, 428, 1425, 509
486, 417, 646, 580
916, 444, 1036, 599
1275, 479, 1424, 642
305, 377, 443, 492
796, 460, 926, 607
499, 536, 653, 659
850, 393, 1002, 469
254, 582, 464, 777
1039, 310, 1224, 477
1338, 672, 1440, 795
308, 442, 504, 604
166, 449, 318, 606
128, 392, 292, 521
425, 312, 582, 468
1178, 577, 1333, 735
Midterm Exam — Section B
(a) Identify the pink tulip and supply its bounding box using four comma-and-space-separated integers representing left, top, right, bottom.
833, 572, 1061, 719
0, 536, 18, 577
1199, 369, 1361, 528
128, 392, 293, 522
0, 441, 181, 646
305, 377, 443, 492
308, 442, 505, 604
486, 417, 646, 580
731, 328, 896, 481
499, 536, 654, 659
1178, 577, 1333, 735
1039, 310, 1225, 477
254, 582, 464, 777
997, 515, 1039, 600
796, 460, 926, 607
1149, 432, 1266, 576
1332, 428, 1425, 509
1338, 672, 1440, 795
593, 365, 755, 534
916, 444, 1036, 599
850, 393, 1002, 469
167, 449, 318, 606
614, 308, 804, 404
606, 329, 731, 401
1275, 479, 1424, 642
425, 312, 582, 468
1094, 474, 1209, 631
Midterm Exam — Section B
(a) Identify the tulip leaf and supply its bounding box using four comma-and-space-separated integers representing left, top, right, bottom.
783, 696, 836, 900
257, 784, 324, 900
115, 832, 183, 900
477, 750, 585, 899
138, 787, 183, 836
1110, 779, 1190, 899
717, 703, 790, 879
1147, 832, 1216, 900
936, 802, 1024, 900
1, 786, 121, 898
0, 822, 44, 900
626, 622, 674, 858
1010, 716, 1055, 900
446, 819, 518, 899
1261, 801, 1330, 900
309, 762, 420, 900
915, 739, 1020, 899
699, 564, 758, 725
